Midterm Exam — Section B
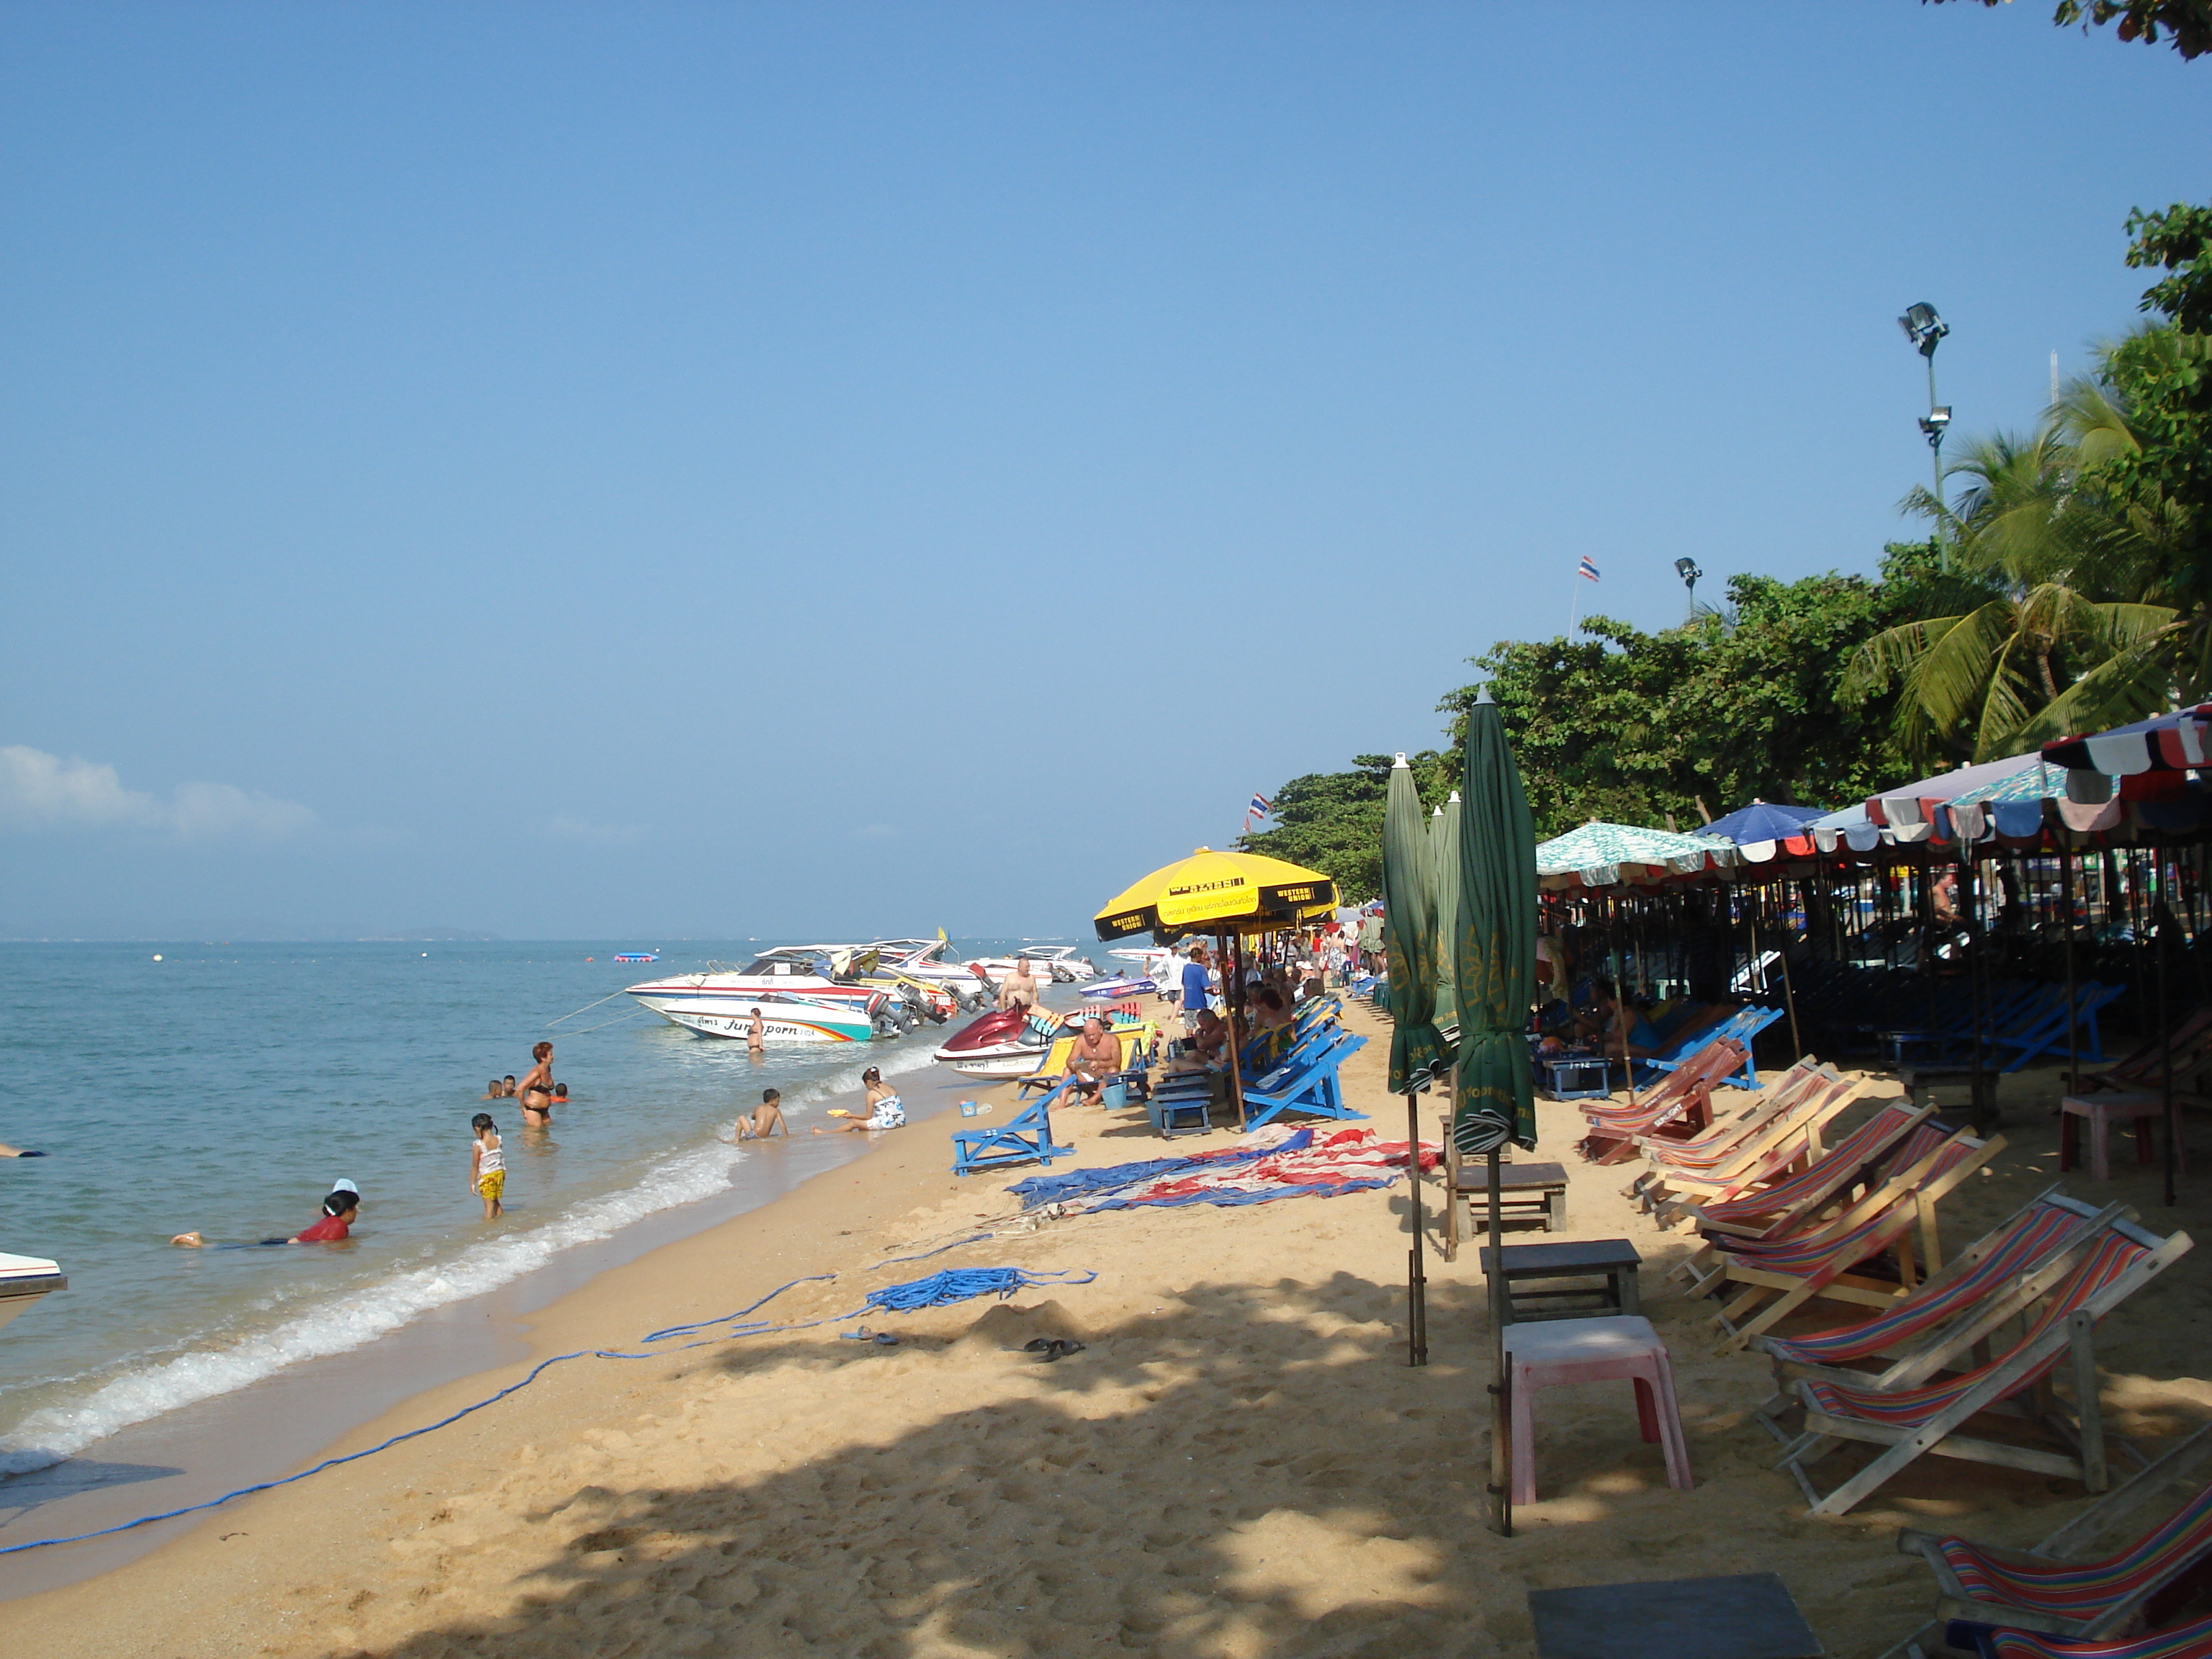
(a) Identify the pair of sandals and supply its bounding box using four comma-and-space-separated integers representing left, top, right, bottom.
1022, 1337, 1086, 1362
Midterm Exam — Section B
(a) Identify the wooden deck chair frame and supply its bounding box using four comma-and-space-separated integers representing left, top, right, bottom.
1581, 1038, 1758, 1132
1750, 1190, 2134, 1429
1658, 1099, 1933, 1241
1875, 1421, 2212, 1657
1778, 1221, 2192, 1516
1577, 1041, 1776, 1166
1704, 1129, 2008, 1354
1633, 1070, 1860, 1196
1622, 1064, 1842, 1202
1668, 1112, 1956, 1294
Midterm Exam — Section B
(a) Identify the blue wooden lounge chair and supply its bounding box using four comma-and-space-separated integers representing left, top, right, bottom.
1236, 1031, 1370, 1131
1144, 1073, 1215, 1138
1987, 981, 2122, 1073
1637, 1005, 1784, 1089
950, 1097, 1075, 1177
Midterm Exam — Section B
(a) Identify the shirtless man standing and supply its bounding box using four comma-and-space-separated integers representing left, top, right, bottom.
518, 1040, 556, 1125
998, 959, 1040, 1016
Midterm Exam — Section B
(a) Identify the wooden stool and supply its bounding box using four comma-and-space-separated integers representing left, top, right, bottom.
1503, 1314, 1693, 1506
2060, 1093, 2185, 1182
1480, 1238, 1642, 1324
1438, 1138, 1569, 1259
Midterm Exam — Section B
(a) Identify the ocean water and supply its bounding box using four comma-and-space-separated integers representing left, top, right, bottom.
0, 937, 1092, 1478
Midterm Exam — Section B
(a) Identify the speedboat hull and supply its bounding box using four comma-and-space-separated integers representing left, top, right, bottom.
648, 997, 876, 1044
0, 1253, 65, 1334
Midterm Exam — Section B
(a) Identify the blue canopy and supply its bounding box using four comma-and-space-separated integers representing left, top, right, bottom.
1697, 800, 1827, 847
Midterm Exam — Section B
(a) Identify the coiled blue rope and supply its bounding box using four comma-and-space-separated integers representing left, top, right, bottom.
863, 1267, 1095, 1312
0, 1261, 1092, 1557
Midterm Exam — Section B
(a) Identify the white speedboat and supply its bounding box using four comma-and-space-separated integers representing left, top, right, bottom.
971, 945, 1098, 984
860, 940, 992, 1005
0, 1253, 65, 1334
647, 993, 876, 1045
626, 948, 899, 1037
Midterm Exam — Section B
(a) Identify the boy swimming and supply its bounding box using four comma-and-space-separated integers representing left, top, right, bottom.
171, 1183, 361, 1247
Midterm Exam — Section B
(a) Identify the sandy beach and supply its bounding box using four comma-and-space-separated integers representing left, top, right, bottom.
4, 994, 2209, 1658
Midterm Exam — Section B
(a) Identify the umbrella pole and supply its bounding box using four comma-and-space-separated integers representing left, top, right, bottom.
1406, 1087, 1428, 1367
1221, 931, 1246, 1128
1487, 1146, 1511, 1537
2162, 866, 2177, 1208
2062, 846, 2080, 1093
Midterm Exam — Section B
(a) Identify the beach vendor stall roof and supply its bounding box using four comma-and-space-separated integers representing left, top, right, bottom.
1532, 820, 1737, 891
2043, 703, 2212, 778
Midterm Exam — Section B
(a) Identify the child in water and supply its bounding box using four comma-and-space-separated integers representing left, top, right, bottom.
470, 1114, 505, 1220
727, 1087, 787, 1141
171, 1183, 361, 1247
813, 1067, 906, 1134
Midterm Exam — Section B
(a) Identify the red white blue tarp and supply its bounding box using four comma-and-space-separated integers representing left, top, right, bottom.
1005, 1126, 1438, 1213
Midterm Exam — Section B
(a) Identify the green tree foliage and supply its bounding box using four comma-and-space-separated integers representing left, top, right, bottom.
1928, 0, 2212, 59
1240, 750, 1453, 902
2105, 204, 2212, 624
1434, 560, 1938, 840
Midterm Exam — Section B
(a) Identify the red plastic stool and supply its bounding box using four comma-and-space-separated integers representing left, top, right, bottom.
2060, 1093, 2186, 1182
1503, 1313, 1694, 1506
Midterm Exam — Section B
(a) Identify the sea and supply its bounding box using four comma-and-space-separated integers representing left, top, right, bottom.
0, 937, 1102, 1492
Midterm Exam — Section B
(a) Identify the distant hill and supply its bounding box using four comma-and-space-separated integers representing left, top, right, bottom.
358, 928, 504, 943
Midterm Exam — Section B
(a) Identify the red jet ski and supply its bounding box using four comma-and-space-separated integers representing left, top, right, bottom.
932, 1007, 1053, 1079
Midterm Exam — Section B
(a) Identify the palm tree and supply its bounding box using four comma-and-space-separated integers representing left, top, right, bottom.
1844, 328, 2193, 765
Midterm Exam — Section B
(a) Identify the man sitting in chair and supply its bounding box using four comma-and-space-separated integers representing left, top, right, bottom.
1066, 1016, 1124, 1107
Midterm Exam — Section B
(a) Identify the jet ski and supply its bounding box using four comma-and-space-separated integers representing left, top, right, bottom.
932, 1008, 1054, 1079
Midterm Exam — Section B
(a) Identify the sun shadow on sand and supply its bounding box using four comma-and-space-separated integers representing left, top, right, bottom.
324, 1268, 2007, 1659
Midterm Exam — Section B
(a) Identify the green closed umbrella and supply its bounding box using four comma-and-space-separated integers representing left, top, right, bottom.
1452, 690, 1538, 1537
1382, 757, 1449, 1096
1431, 792, 1462, 1042
1381, 754, 1448, 1367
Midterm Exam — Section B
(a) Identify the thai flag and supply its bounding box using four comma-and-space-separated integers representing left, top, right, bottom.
1578, 556, 1601, 583
1245, 792, 1272, 831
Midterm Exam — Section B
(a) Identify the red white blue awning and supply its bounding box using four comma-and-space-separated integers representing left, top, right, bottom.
2041, 704, 2212, 776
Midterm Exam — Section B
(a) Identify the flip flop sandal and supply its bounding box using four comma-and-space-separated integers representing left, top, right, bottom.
1025, 1338, 1086, 1362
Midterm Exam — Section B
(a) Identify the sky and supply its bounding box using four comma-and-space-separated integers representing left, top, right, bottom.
2, 3, 2207, 940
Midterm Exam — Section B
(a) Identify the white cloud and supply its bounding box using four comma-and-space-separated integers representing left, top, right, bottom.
171, 781, 319, 840
0, 746, 317, 840
546, 813, 644, 845
0, 747, 160, 829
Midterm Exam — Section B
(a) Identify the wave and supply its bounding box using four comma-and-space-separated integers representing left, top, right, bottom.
0, 1043, 942, 1478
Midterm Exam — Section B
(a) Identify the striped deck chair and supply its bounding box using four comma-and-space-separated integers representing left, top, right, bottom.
1884, 1423, 2212, 1653
1577, 1046, 1802, 1167
1750, 1191, 2129, 1427
1633, 1069, 1859, 1193
1954, 1611, 2212, 1659
1703, 1128, 2008, 1352
1776, 1221, 2193, 1515
1578, 1038, 1766, 1133
1672, 1116, 1966, 1294
1657, 1100, 1933, 1239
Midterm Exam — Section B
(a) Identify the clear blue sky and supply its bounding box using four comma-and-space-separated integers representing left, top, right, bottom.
2, 3, 2206, 938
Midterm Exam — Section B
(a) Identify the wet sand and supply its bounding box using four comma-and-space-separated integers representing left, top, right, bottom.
4, 995, 2210, 1658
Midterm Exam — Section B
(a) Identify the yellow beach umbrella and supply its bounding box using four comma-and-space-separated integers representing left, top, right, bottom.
1093, 848, 1338, 942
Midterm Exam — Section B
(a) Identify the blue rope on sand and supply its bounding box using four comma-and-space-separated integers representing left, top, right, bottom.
862, 1267, 1094, 1313
0, 1261, 1092, 1557
867, 1233, 995, 1269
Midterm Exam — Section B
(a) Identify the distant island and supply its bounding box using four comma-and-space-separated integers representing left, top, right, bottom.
359, 928, 503, 943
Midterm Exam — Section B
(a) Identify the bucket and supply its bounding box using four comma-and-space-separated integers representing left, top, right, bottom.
958, 1101, 979, 1118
